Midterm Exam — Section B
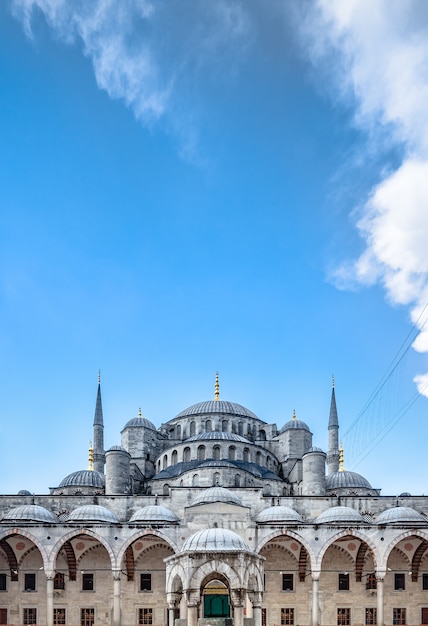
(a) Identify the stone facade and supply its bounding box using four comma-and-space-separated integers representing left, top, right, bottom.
1, 378, 427, 626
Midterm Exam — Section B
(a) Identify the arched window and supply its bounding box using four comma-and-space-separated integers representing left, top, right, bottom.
206, 420, 212, 432
183, 447, 191, 462
256, 451, 262, 465
234, 474, 241, 487
176, 424, 181, 439
213, 445, 221, 461
266, 456, 271, 469
171, 450, 178, 465
243, 448, 250, 463
197, 445, 206, 461
163, 455, 168, 470
157, 460, 161, 472
259, 429, 266, 441
238, 421, 244, 435
192, 474, 199, 487
222, 420, 228, 432
163, 484, 170, 495
190, 421, 196, 436
213, 472, 221, 486
228, 446, 236, 461
263, 484, 271, 496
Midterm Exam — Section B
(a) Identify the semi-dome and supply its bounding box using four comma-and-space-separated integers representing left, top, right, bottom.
122, 416, 156, 431
314, 506, 365, 524
185, 432, 251, 444
129, 505, 179, 524
2, 504, 57, 524
175, 400, 259, 420
279, 418, 310, 433
256, 505, 304, 524
190, 487, 243, 507
376, 506, 427, 525
66, 505, 119, 523
326, 470, 372, 490
182, 528, 251, 552
58, 470, 105, 489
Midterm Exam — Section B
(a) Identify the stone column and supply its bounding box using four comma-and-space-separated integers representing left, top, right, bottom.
168, 607, 176, 626
376, 576, 385, 626
231, 590, 245, 626
112, 570, 121, 626
187, 603, 198, 626
311, 573, 320, 626
46, 571, 55, 626
249, 591, 263, 626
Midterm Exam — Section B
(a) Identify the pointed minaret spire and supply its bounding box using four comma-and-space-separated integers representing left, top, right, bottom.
327, 375, 340, 474
92, 372, 105, 474
214, 372, 220, 401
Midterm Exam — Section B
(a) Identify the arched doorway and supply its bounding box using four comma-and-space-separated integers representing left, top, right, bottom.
203, 578, 230, 618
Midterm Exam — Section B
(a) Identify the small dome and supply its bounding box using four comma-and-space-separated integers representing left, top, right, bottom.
399, 492, 411, 497
66, 505, 119, 523
305, 446, 325, 454
186, 432, 251, 444
256, 505, 304, 524
314, 506, 365, 524
58, 470, 105, 489
377, 506, 427, 525
129, 505, 179, 524
175, 400, 259, 420
107, 445, 129, 453
17, 489, 32, 496
279, 418, 310, 433
122, 416, 156, 431
326, 470, 372, 490
182, 528, 251, 552
190, 487, 243, 507
2, 505, 56, 523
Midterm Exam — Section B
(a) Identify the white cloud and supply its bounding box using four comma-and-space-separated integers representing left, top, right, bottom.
300, 0, 428, 397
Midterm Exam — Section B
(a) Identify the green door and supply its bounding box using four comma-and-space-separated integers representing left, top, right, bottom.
204, 593, 230, 618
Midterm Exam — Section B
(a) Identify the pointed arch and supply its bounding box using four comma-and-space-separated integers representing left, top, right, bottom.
412, 539, 428, 582
50, 528, 115, 571
314, 529, 378, 572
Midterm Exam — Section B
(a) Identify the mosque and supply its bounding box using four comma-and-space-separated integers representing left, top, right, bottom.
1, 374, 428, 626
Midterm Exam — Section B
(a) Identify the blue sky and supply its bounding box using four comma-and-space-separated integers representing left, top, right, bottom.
1, 0, 428, 496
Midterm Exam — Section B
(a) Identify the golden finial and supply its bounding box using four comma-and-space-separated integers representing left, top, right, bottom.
138, 408, 142, 419
214, 372, 220, 401
339, 442, 344, 472
292, 409, 297, 421
332, 374, 335, 388
88, 441, 94, 471
98, 370, 101, 385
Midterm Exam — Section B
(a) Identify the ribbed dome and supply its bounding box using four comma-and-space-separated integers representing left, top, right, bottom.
186, 432, 251, 444
280, 418, 310, 433
66, 505, 119, 523
129, 505, 179, 524
122, 416, 156, 431
182, 528, 250, 552
2, 504, 57, 523
58, 470, 105, 489
314, 506, 365, 524
175, 400, 258, 420
377, 506, 427, 525
256, 505, 304, 524
107, 445, 130, 453
326, 470, 372, 490
190, 487, 243, 507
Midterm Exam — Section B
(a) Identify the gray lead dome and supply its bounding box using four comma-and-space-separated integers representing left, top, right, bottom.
58, 470, 105, 489
175, 400, 259, 419
2, 504, 57, 523
182, 528, 251, 552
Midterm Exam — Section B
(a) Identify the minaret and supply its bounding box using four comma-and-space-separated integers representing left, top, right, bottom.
93, 371, 105, 474
327, 375, 340, 474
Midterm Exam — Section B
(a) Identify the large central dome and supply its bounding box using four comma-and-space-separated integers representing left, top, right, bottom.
175, 400, 259, 420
